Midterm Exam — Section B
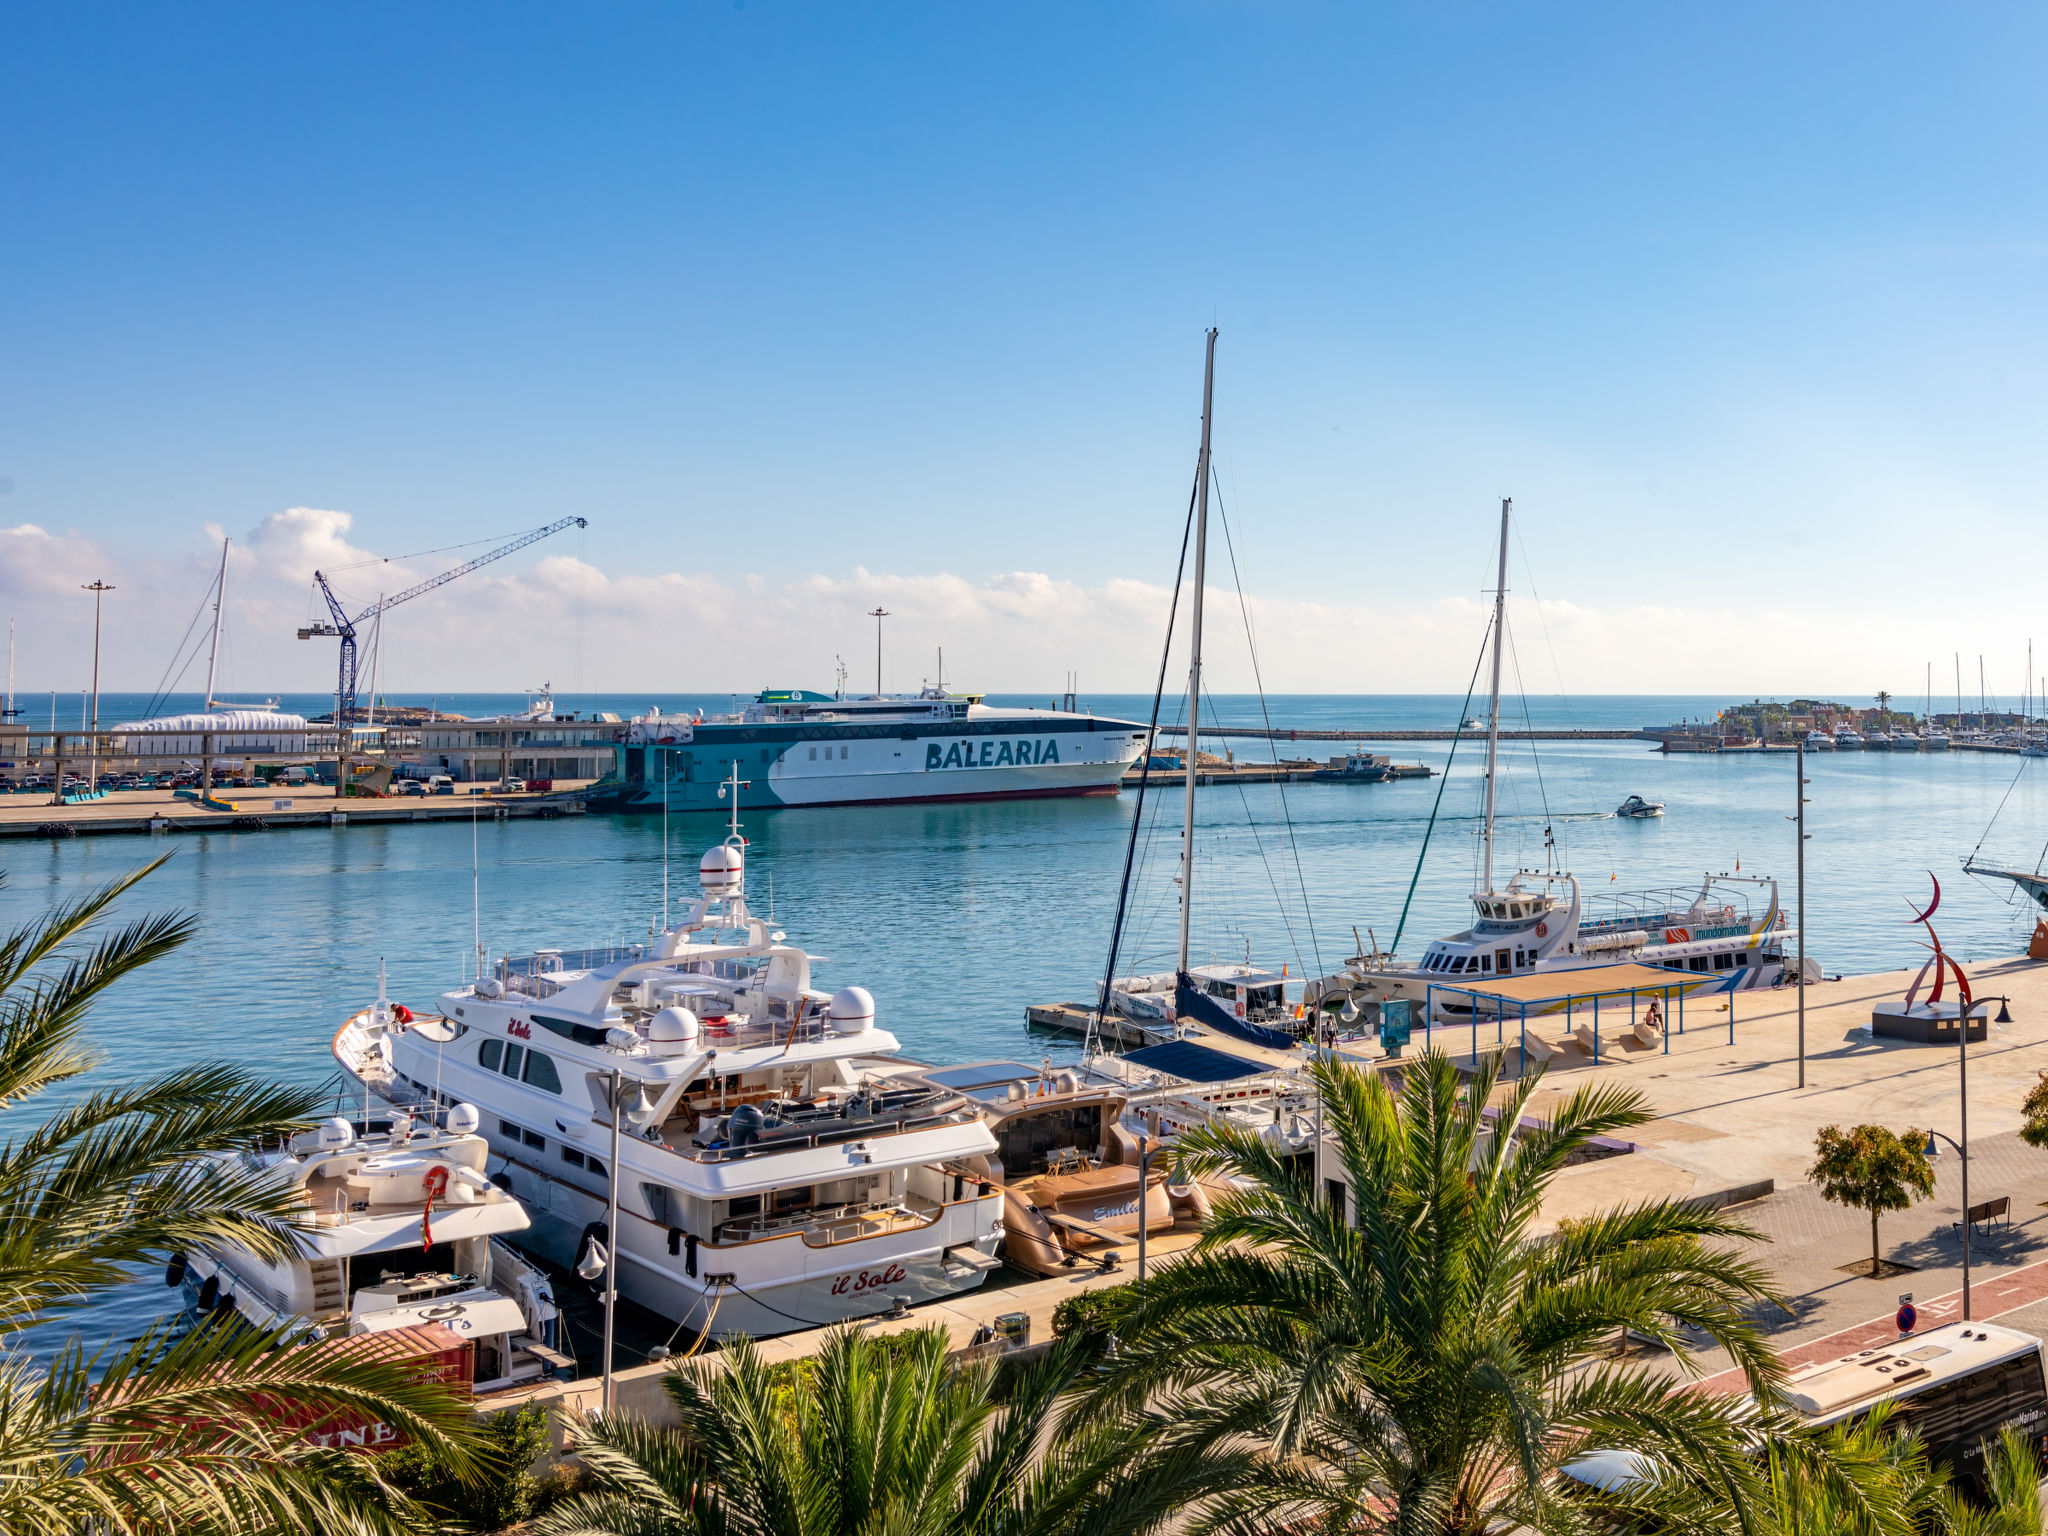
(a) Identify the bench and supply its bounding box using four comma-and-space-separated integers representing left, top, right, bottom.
1960, 1195, 2011, 1232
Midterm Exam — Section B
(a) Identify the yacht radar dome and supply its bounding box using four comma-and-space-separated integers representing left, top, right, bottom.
446, 1102, 480, 1135
828, 986, 876, 1034
315, 1117, 354, 1150
699, 843, 744, 896
650, 1006, 701, 1044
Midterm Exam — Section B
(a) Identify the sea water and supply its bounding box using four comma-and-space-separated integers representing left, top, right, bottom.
6, 693, 2046, 1356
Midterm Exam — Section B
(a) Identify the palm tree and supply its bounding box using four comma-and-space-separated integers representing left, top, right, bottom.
0, 861, 482, 1534
1079, 1051, 1790, 1535
535, 1323, 1258, 1536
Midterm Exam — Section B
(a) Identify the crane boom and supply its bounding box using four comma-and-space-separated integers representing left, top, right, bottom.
298, 515, 587, 728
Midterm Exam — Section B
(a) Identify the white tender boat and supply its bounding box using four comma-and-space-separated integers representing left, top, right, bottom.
335, 840, 1004, 1341
177, 1107, 566, 1393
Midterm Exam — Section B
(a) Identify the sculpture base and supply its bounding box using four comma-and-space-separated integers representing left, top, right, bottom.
1871, 1001, 1987, 1044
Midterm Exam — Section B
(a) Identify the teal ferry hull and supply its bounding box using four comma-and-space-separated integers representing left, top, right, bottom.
595, 706, 1148, 812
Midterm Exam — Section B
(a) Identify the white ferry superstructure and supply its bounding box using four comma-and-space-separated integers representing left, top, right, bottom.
598, 687, 1148, 812
335, 841, 1004, 1341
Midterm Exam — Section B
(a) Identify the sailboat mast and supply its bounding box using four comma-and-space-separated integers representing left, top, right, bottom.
1178, 327, 1218, 977
1480, 497, 1511, 894
203, 537, 229, 710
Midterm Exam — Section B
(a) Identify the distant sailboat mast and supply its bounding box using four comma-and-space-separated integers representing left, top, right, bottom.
1479, 498, 1511, 895
203, 537, 229, 711
1177, 327, 1218, 976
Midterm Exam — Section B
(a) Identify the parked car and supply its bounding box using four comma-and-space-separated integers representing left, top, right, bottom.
494, 778, 527, 794
398, 779, 426, 796
427, 775, 455, 794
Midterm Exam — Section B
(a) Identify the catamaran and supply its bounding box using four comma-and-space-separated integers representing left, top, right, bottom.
597, 687, 1150, 812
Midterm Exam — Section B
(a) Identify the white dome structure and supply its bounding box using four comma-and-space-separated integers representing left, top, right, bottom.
650, 1006, 701, 1045
111, 710, 310, 755
827, 986, 876, 1034
699, 843, 744, 895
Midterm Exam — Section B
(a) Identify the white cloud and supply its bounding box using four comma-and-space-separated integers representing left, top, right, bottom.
0, 505, 2032, 703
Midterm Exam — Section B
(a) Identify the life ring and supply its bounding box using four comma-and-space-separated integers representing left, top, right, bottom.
1535, 921, 1549, 938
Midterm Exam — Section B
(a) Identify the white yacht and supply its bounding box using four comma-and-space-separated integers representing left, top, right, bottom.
1833, 728, 1864, 749
1312, 499, 1806, 1025
1803, 729, 1834, 750
335, 840, 1004, 1341
177, 1106, 566, 1393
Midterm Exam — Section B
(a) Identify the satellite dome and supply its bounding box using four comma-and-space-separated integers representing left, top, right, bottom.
699, 844, 744, 895
827, 987, 876, 1034
650, 1006, 700, 1044
315, 1117, 354, 1150
446, 1102, 481, 1135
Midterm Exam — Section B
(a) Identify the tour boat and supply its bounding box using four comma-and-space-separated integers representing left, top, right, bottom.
176, 1106, 566, 1394
1309, 499, 1806, 1024
335, 835, 1005, 1341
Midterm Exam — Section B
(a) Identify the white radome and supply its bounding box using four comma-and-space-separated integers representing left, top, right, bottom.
650, 1006, 701, 1044
827, 986, 876, 1033
699, 844, 744, 894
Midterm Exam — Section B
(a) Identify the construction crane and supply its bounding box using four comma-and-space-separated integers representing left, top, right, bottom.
298, 516, 587, 728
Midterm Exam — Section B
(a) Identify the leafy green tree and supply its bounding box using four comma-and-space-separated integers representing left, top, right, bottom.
0, 861, 482, 1535
2017, 1072, 2048, 1154
534, 1323, 1255, 1536
1809, 1124, 1936, 1276
1078, 1051, 1787, 1536
383, 1400, 553, 1531
1579, 1400, 2040, 1536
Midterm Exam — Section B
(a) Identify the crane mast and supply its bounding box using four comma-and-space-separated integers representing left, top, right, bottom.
298, 516, 587, 728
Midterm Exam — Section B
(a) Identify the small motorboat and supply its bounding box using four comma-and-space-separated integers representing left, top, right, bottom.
1616, 794, 1664, 819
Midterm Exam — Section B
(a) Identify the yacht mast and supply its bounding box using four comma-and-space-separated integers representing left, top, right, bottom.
1178, 328, 1217, 977
203, 537, 229, 710
1480, 497, 1510, 895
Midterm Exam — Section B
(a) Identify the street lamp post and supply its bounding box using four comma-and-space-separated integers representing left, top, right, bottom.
82, 581, 113, 791
1925, 994, 1978, 1321
1792, 739, 1810, 1088
868, 607, 889, 696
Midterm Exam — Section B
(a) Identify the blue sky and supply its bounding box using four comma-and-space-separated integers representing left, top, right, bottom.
4, 4, 2047, 698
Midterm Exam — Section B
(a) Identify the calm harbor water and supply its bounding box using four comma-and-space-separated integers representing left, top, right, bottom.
7, 693, 2047, 1357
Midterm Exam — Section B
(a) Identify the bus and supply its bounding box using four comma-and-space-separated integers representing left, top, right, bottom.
1781, 1320, 2048, 1487
1563, 1321, 2047, 1501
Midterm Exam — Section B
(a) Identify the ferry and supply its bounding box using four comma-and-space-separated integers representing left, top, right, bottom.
593, 688, 1148, 812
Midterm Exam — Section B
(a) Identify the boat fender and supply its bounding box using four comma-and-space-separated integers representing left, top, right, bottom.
491, 1169, 513, 1192
164, 1252, 188, 1288
196, 1273, 220, 1312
